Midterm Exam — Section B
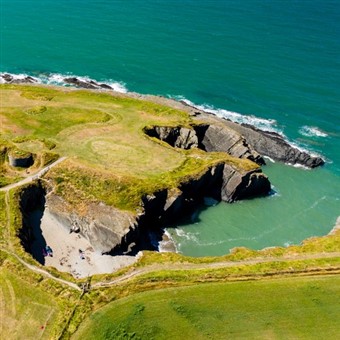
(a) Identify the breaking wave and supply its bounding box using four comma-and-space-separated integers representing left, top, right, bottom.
0, 71, 325, 162
173, 96, 281, 134
299, 125, 328, 138
0, 71, 128, 93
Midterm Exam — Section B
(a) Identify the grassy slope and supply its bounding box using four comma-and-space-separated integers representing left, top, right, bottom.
0, 251, 82, 340
74, 275, 340, 340
0, 84, 256, 212
0, 268, 59, 339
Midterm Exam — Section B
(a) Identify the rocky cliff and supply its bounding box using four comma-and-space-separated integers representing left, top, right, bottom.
41, 160, 269, 254
191, 111, 324, 168
0, 74, 325, 168
8, 78, 323, 257
144, 124, 265, 165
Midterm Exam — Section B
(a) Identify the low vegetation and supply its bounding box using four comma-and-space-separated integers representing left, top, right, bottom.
0, 192, 6, 241
0, 84, 339, 339
0, 251, 81, 339
0, 84, 255, 212
75, 276, 340, 339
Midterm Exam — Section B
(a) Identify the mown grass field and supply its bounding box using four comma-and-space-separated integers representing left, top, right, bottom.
74, 275, 340, 340
0, 250, 86, 340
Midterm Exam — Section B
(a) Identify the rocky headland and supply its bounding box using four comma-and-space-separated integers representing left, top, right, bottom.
0, 77, 325, 271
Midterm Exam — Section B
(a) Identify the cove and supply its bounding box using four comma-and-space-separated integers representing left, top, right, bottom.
168, 161, 340, 256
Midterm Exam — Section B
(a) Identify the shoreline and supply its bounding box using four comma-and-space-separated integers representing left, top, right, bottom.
1, 75, 335, 274
0, 71, 324, 161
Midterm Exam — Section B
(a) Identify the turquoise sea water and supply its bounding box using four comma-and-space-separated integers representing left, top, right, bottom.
1, 0, 339, 255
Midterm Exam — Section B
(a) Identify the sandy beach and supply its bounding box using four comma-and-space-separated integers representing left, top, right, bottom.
29, 208, 137, 278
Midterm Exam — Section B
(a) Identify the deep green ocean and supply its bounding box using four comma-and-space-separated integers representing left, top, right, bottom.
1, 0, 339, 256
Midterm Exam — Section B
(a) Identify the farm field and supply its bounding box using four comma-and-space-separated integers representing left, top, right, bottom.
74, 275, 340, 340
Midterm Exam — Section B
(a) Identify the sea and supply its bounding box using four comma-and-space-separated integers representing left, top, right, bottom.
1, 0, 339, 256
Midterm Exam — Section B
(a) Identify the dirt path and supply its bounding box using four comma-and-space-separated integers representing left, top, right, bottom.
0, 247, 81, 291
1, 245, 339, 292
4, 191, 11, 247
1, 155, 339, 291
0, 156, 67, 192
91, 251, 340, 288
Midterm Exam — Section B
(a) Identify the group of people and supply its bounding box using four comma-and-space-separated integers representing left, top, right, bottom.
42, 245, 53, 257
79, 249, 85, 260
42, 245, 85, 260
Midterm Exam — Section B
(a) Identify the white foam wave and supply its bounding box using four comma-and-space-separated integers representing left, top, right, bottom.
175, 228, 199, 242
284, 241, 293, 247
1, 71, 128, 93
264, 156, 275, 163
299, 125, 328, 138
158, 230, 177, 253
0, 72, 40, 83
175, 96, 281, 134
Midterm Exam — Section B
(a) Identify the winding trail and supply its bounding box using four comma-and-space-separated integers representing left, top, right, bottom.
1, 156, 81, 291
0, 156, 67, 192
91, 251, 340, 288
0, 247, 81, 291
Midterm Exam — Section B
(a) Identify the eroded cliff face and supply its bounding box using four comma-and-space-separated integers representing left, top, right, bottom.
17, 182, 46, 259
42, 161, 270, 254
144, 125, 265, 165
46, 193, 139, 254
38, 124, 271, 255
235, 123, 324, 168
190, 112, 324, 168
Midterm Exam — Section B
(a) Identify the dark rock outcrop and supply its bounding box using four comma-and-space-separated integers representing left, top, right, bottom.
145, 126, 198, 149
221, 166, 270, 202
191, 111, 324, 168
63, 77, 113, 90
144, 125, 265, 165
1, 73, 37, 84
46, 194, 138, 254
195, 124, 265, 165
237, 124, 325, 168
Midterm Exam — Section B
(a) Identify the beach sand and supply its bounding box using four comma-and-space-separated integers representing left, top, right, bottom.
30, 208, 137, 278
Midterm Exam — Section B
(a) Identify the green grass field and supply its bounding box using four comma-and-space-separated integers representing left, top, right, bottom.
74, 275, 340, 340
0, 84, 255, 212
0, 267, 60, 339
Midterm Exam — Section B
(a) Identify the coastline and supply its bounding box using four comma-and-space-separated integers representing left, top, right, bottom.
1, 76, 336, 275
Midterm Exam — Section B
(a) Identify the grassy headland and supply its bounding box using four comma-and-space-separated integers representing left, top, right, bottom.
0, 84, 256, 212
0, 84, 339, 339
